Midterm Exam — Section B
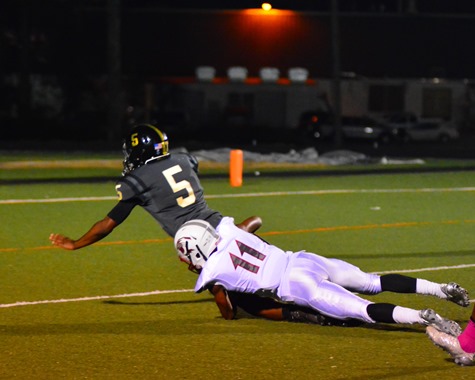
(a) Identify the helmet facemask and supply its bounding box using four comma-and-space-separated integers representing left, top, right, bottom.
175, 220, 220, 273
122, 143, 134, 176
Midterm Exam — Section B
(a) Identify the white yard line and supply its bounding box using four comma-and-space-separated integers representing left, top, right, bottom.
2, 187, 475, 204
0, 289, 194, 308
2, 187, 474, 308
1, 264, 474, 308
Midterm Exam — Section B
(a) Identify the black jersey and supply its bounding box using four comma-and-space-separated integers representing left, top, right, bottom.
109, 152, 222, 237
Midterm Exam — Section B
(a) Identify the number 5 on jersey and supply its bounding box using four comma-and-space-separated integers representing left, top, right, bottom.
163, 165, 196, 208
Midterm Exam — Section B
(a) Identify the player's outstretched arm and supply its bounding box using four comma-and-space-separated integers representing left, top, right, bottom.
236, 216, 262, 233
49, 216, 118, 250
210, 284, 236, 320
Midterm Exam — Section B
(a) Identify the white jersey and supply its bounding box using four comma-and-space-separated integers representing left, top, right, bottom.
195, 216, 383, 323
195, 217, 291, 297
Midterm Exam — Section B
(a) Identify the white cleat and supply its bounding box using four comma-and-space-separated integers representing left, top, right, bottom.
426, 326, 474, 366
441, 282, 470, 307
419, 308, 462, 337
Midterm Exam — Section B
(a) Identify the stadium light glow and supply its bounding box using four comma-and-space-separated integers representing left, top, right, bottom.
262, 3, 272, 11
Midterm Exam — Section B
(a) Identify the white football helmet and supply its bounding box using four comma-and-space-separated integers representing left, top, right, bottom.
174, 220, 220, 272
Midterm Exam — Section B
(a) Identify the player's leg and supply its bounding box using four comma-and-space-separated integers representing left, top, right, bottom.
458, 305, 475, 354
305, 280, 461, 335
368, 303, 461, 336
426, 326, 474, 366
380, 274, 469, 307
426, 305, 475, 366
279, 257, 461, 335
279, 255, 378, 322
304, 252, 469, 307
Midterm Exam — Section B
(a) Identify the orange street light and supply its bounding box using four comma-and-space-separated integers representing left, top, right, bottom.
261, 3, 272, 11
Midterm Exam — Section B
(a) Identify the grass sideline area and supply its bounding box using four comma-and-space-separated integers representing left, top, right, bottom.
1, 154, 475, 379
1, 150, 475, 181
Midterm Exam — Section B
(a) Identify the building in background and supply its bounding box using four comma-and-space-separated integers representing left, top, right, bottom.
1, 1, 475, 143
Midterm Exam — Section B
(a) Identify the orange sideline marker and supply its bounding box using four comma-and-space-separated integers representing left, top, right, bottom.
229, 149, 243, 187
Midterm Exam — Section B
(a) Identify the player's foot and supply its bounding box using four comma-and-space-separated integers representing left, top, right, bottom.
426, 326, 474, 366
288, 309, 327, 325
288, 309, 363, 327
441, 282, 470, 307
419, 308, 462, 337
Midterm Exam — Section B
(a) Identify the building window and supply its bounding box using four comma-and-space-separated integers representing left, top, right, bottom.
368, 85, 404, 114
422, 87, 452, 120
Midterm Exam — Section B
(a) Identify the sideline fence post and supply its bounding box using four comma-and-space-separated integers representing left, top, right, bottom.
229, 149, 243, 187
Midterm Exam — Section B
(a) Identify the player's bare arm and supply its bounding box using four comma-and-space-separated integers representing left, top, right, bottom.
49, 216, 118, 250
210, 284, 236, 320
255, 307, 284, 320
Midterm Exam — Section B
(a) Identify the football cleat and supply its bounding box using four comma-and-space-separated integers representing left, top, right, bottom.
288, 310, 363, 327
426, 326, 474, 366
441, 282, 470, 307
288, 310, 328, 325
419, 309, 462, 337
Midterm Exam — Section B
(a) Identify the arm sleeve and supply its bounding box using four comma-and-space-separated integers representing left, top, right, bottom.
107, 201, 136, 225
188, 153, 199, 174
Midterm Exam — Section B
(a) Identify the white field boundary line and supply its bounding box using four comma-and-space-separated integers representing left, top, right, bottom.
2, 187, 475, 204
0, 289, 194, 308
1, 264, 474, 309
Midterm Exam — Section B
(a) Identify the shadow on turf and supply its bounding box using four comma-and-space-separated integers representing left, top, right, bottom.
102, 298, 212, 306
101, 298, 470, 337
0, 319, 444, 337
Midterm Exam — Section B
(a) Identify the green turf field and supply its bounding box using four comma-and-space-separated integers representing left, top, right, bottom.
1, 158, 474, 379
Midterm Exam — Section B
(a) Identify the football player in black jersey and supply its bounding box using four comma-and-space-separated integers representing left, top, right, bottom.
49, 124, 340, 325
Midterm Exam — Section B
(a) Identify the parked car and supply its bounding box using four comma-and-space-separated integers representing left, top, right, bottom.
403, 121, 459, 142
382, 112, 459, 142
297, 113, 394, 144
343, 116, 393, 142
383, 112, 419, 128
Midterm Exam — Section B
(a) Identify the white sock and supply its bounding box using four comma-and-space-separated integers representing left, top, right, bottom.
416, 279, 445, 298
392, 306, 425, 324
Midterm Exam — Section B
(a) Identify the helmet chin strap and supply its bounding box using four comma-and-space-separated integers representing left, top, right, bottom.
187, 262, 202, 275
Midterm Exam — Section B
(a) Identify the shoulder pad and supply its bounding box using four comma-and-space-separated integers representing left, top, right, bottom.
175, 152, 199, 174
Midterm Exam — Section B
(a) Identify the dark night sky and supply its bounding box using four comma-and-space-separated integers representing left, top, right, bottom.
102, 0, 475, 13
2, 0, 475, 79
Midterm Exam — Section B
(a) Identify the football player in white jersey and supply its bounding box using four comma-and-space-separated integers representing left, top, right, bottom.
48, 124, 336, 325
175, 217, 469, 336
